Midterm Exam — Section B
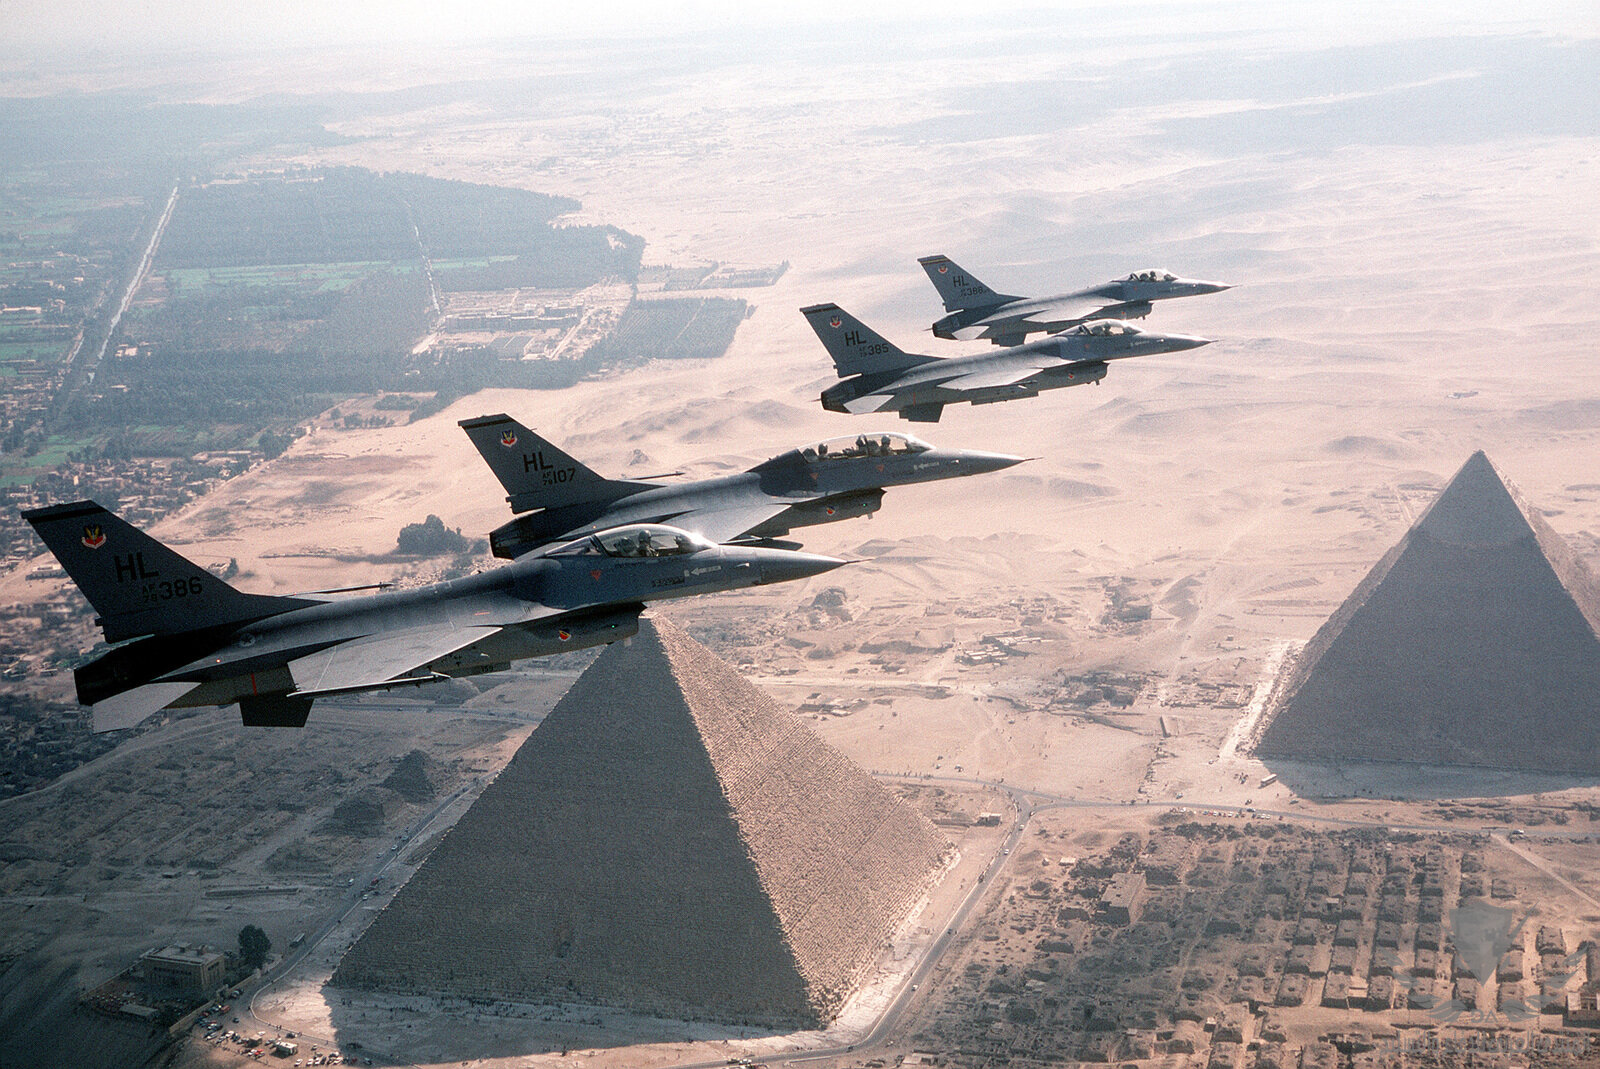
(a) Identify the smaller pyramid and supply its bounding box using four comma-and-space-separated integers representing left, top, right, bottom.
1256, 451, 1600, 773
332, 616, 949, 1026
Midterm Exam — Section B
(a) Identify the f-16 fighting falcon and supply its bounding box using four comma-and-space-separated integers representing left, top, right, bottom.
461, 413, 1027, 559
802, 303, 1211, 423
919, 254, 1230, 346
23, 501, 844, 731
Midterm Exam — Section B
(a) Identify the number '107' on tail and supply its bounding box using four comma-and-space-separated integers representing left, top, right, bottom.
459, 414, 658, 514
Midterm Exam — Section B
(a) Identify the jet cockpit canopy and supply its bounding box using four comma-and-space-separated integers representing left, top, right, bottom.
1125, 269, 1177, 283
801, 432, 932, 462
550, 524, 712, 558
1067, 319, 1142, 337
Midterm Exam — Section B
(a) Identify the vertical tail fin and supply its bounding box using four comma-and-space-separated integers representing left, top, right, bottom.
22, 501, 312, 642
917, 254, 1018, 312
459, 414, 655, 513
800, 304, 939, 378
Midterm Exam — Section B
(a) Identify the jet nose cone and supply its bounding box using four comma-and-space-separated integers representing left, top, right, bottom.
955, 450, 1031, 475
757, 551, 848, 586
1165, 334, 1213, 351
1190, 279, 1231, 294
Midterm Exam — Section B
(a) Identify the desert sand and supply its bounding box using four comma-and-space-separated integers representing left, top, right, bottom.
3, 11, 1599, 1069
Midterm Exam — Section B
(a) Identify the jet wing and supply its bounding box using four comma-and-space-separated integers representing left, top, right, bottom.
938, 365, 1046, 392
663, 502, 795, 544
954, 296, 1110, 337
288, 623, 503, 697
1028, 294, 1117, 321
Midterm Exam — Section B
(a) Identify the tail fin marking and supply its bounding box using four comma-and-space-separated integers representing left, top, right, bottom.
917, 254, 1018, 312
800, 304, 940, 378
459, 414, 656, 513
22, 501, 312, 642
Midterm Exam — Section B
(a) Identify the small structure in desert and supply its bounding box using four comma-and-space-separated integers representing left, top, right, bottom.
333, 616, 948, 1027
1255, 450, 1600, 773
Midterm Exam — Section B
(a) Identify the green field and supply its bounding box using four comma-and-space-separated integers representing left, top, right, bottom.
0, 339, 71, 363
0, 181, 141, 252
0, 434, 93, 486
589, 297, 749, 364
164, 260, 420, 295
27, 436, 80, 469
429, 255, 518, 270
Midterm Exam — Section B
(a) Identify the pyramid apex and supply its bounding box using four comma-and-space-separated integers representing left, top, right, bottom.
1416, 450, 1529, 548
333, 611, 949, 1026
1255, 450, 1600, 774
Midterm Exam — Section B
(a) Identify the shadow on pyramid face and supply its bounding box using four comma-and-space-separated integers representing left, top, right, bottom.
314, 615, 950, 1059
1252, 451, 1600, 792
1255, 755, 1600, 803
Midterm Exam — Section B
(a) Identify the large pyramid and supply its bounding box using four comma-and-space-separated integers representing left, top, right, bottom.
332, 616, 949, 1026
1255, 451, 1600, 773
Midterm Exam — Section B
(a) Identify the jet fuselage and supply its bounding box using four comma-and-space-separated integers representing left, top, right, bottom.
486, 439, 1024, 557
928, 271, 1230, 345
27, 501, 843, 728
821, 322, 1211, 422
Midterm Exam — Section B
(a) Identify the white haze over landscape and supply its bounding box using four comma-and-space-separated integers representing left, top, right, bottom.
1, 1, 1599, 1065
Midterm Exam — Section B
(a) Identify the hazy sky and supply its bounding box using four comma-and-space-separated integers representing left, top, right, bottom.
3, 0, 1595, 58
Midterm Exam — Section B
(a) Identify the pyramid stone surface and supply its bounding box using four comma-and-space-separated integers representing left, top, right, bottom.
1256, 451, 1600, 772
332, 617, 949, 1026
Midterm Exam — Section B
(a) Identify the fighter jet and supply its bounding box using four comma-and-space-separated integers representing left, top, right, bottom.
919, 255, 1230, 346
22, 501, 843, 732
802, 303, 1211, 423
460, 413, 1027, 559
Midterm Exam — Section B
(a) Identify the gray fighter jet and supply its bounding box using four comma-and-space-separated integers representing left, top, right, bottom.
802, 303, 1211, 423
460, 413, 1026, 559
919, 255, 1230, 346
22, 501, 843, 731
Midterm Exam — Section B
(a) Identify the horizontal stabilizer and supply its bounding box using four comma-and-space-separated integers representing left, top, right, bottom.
842, 393, 898, 414
92, 681, 200, 733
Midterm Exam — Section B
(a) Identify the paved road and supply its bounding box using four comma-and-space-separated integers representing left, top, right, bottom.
246, 778, 476, 1067
1494, 832, 1600, 911
66, 713, 1593, 1068
660, 773, 1597, 1069
48, 182, 177, 424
